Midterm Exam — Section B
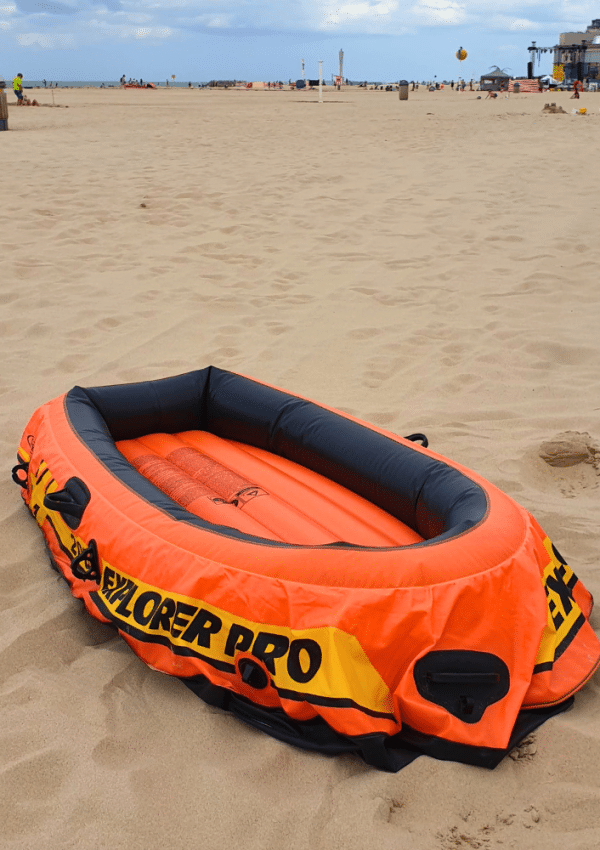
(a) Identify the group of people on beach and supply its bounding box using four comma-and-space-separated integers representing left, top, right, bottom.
11, 74, 38, 106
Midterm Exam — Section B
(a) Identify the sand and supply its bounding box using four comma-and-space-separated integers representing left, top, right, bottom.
1, 84, 600, 849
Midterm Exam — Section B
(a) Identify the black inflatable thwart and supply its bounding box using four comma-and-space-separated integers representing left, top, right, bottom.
71, 539, 100, 582
11, 461, 29, 488
404, 433, 429, 448
44, 477, 91, 530
414, 650, 510, 724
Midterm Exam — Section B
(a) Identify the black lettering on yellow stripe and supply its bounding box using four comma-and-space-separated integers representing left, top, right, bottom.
36, 466, 51, 485
545, 565, 573, 626
225, 623, 254, 656
114, 581, 136, 616
150, 597, 176, 631
171, 602, 197, 638
106, 572, 131, 604
89, 590, 237, 673
101, 567, 116, 595
287, 639, 322, 683
45, 515, 81, 565
133, 591, 163, 625
252, 632, 290, 674
87, 586, 396, 722
182, 608, 223, 647
534, 544, 588, 675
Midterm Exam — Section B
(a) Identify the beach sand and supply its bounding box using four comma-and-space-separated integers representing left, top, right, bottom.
1, 85, 600, 849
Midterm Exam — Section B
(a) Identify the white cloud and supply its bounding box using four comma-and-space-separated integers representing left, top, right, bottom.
17, 29, 75, 45
498, 16, 539, 32
320, 0, 403, 33
411, 0, 466, 25
188, 12, 233, 27
326, 1, 398, 23
204, 14, 233, 27
131, 25, 171, 38
3, 0, 598, 51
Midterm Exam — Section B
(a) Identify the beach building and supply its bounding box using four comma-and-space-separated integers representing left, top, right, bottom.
529, 20, 600, 85
479, 67, 510, 92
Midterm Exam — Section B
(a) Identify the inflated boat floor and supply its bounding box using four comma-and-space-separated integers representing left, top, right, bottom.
117, 430, 424, 547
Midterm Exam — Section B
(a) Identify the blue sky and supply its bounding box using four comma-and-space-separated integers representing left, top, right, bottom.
0, 1, 592, 83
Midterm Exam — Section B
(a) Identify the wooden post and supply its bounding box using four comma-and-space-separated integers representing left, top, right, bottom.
0, 90, 8, 131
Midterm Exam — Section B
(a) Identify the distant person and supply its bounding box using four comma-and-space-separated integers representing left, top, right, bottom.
43, 78, 47, 88
571, 79, 583, 99
12, 73, 24, 104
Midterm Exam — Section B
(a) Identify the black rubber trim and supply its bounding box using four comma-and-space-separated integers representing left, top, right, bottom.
64, 367, 488, 549
180, 671, 574, 772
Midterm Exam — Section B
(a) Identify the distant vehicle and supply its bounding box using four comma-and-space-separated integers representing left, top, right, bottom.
539, 75, 559, 88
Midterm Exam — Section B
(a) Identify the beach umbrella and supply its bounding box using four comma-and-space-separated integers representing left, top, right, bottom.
456, 46, 467, 62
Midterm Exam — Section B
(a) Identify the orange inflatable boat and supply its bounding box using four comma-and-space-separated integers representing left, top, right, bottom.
13, 367, 600, 770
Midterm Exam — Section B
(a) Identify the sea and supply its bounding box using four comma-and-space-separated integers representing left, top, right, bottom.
5, 80, 210, 89
5, 79, 391, 89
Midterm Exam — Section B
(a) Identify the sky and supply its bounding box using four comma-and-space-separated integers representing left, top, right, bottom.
0, 1, 595, 83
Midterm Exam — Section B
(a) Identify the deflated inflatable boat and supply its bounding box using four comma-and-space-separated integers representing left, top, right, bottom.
13, 366, 600, 770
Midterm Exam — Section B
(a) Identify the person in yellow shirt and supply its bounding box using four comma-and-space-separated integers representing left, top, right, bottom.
13, 73, 24, 104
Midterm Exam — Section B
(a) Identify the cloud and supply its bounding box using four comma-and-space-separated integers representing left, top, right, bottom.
18, 29, 76, 43
319, 1, 402, 31
491, 15, 539, 32
411, 0, 466, 25
15, 0, 77, 13
3, 0, 598, 51
131, 25, 172, 38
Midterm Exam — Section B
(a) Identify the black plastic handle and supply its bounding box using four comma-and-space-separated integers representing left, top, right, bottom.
404, 433, 429, 448
11, 461, 29, 488
43, 477, 91, 530
71, 539, 100, 582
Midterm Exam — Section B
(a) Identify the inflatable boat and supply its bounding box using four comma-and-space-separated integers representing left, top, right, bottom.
13, 367, 600, 771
